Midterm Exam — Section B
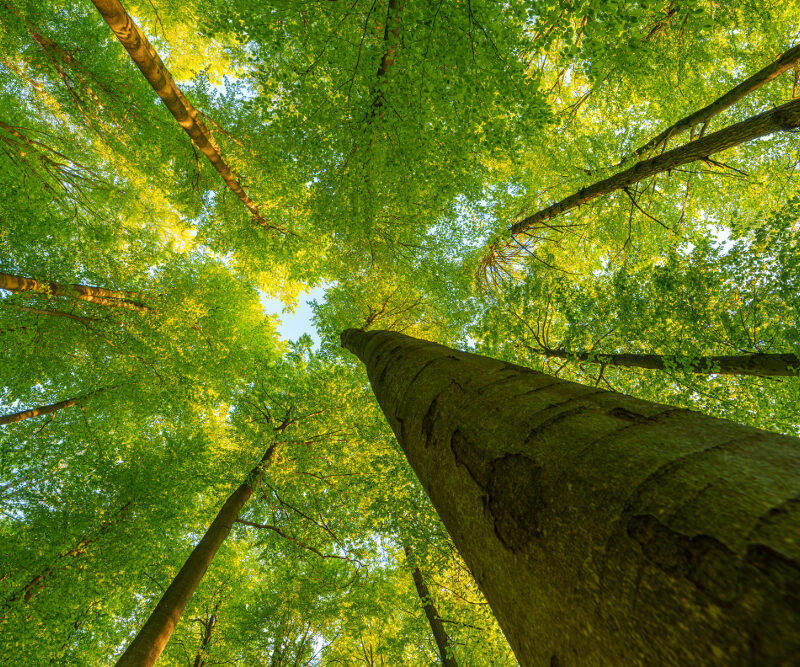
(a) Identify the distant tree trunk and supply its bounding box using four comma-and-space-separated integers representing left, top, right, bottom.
191, 602, 220, 667
628, 43, 800, 160
114, 443, 280, 667
509, 97, 800, 238
531, 347, 800, 377
0, 271, 150, 312
0, 387, 111, 426
404, 547, 458, 667
342, 329, 800, 667
89, 0, 281, 232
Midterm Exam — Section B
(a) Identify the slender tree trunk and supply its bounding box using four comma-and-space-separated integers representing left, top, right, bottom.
628, 43, 800, 160
0, 387, 111, 426
114, 443, 280, 667
191, 602, 219, 667
88, 0, 280, 232
509, 97, 800, 237
0, 271, 150, 312
404, 547, 458, 667
342, 329, 800, 667
532, 347, 800, 377
372, 0, 404, 117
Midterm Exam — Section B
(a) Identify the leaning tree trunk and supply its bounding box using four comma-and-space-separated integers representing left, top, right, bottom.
627, 42, 800, 160
509, 97, 800, 238
114, 443, 279, 667
89, 0, 280, 232
404, 547, 458, 667
532, 347, 800, 377
0, 387, 112, 426
342, 329, 800, 667
0, 271, 150, 312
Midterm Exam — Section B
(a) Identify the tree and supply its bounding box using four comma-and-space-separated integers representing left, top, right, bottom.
405, 546, 458, 667
115, 441, 279, 667
342, 328, 800, 666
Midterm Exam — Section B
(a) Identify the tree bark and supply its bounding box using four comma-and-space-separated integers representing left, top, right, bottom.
88, 0, 280, 231
0, 271, 150, 312
510, 97, 800, 238
628, 43, 800, 160
342, 329, 800, 667
404, 547, 458, 667
531, 347, 800, 377
114, 443, 279, 667
0, 387, 111, 426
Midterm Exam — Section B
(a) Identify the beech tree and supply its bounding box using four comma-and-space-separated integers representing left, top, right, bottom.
342, 328, 800, 666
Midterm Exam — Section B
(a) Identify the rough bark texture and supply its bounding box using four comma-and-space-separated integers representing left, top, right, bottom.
629, 43, 800, 160
342, 329, 800, 667
534, 348, 800, 377
89, 0, 276, 231
0, 271, 150, 312
114, 444, 279, 667
0, 387, 110, 426
510, 97, 800, 237
405, 547, 458, 667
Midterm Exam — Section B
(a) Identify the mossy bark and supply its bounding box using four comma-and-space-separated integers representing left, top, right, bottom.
342, 329, 800, 667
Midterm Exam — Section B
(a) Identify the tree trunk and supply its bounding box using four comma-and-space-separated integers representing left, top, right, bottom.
191, 602, 219, 667
532, 347, 800, 377
0, 387, 111, 426
404, 547, 458, 667
88, 0, 280, 232
114, 443, 279, 667
0, 271, 150, 312
342, 329, 800, 667
628, 43, 800, 160
509, 97, 800, 238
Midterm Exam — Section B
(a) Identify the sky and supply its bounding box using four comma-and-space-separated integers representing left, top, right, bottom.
260, 286, 325, 348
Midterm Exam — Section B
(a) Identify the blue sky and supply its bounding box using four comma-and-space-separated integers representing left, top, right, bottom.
260, 286, 325, 347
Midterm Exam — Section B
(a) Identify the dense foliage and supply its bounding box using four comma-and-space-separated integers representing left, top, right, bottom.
1, 0, 798, 663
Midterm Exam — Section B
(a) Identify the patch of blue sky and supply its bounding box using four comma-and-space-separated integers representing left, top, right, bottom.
260, 286, 326, 348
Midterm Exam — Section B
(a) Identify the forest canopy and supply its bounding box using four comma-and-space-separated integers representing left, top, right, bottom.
1, 0, 799, 664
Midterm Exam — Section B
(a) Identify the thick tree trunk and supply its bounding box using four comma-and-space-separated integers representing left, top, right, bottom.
89, 0, 280, 231
0, 387, 111, 426
533, 347, 800, 377
0, 271, 150, 312
114, 444, 279, 667
342, 329, 800, 667
628, 43, 800, 160
404, 547, 458, 667
510, 97, 800, 237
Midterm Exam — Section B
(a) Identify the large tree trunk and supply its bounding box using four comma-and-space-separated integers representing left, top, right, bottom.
404, 547, 458, 667
0, 387, 111, 426
341, 329, 800, 667
628, 43, 800, 160
531, 347, 800, 377
509, 97, 800, 238
114, 444, 279, 667
88, 0, 280, 232
0, 271, 150, 312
